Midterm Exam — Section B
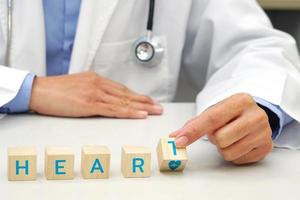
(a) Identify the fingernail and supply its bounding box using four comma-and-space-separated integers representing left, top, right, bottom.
154, 101, 162, 106
175, 136, 189, 147
169, 127, 184, 137
153, 105, 164, 114
169, 132, 177, 137
169, 130, 181, 137
137, 111, 148, 118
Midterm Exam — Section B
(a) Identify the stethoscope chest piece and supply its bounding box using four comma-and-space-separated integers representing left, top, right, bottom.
133, 0, 163, 67
133, 35, 164, 67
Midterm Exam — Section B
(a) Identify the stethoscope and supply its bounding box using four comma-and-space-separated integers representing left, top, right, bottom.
5, 0, 13, 66
5, 0, 164, 67
133, 0, 164, 67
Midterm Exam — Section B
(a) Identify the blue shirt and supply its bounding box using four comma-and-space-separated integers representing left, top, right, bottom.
254, 97, 293, 139
44, 0, 81, 76
0, 0, 81, 113
0, 0, 294, 139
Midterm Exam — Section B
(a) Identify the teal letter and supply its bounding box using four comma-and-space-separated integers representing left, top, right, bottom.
16, 160, 29, 175
90, 159, 104, 174
55, 160, 66, 175
168, 141, 177, 156
132, 158, 144, 173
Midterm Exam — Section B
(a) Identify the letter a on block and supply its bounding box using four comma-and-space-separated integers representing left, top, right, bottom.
45, 146, 75, 180
121, 146, 151, 178
7, 147, 37, 181
81, 145, 110, 179
157, 137, 188, 172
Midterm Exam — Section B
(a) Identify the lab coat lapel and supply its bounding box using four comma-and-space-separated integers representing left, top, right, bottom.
69, 0, 120, 73
0, 0, 46, 75
0, 1, 6, 43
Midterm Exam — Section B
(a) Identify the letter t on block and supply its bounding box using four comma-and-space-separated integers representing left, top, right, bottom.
157, 137, 188, 172
121, 146, 151, 178
7, 147, 37, 181
45, 146, 75, 180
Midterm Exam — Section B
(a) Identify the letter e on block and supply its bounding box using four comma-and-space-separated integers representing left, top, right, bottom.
157, 137, 188, 172
45, 146, 75, 180
121, 146, 151, 178
7, 147, 37, 181
81, 145, 110, 179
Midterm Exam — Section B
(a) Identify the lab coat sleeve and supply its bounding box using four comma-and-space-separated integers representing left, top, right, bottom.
182, 0, 300, 148
0, 66, 30, 108
0, 8, 30, 108
0, 73, 35, 113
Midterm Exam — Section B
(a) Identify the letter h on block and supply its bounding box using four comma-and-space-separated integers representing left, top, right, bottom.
157, 137, 188, 172
121, 146, 151, 178
7, 147, 37, 181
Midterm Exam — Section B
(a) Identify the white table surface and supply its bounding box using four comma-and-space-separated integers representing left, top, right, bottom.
0, 103, 299, 200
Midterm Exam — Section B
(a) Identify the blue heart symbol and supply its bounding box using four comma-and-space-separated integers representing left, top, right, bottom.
168, 160, 181, 171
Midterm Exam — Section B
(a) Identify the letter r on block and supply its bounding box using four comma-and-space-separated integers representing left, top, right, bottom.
121, 146, 151, 178
132, 158, 144, 173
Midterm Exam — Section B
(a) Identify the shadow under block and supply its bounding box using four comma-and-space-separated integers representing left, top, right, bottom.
45, 146, 75, 180
157, 137, 188, 172
121, 146, 151, 178
7, 147, 37, 181
81, 145, 110, 179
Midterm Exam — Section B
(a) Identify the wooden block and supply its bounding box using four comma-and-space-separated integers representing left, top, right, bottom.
157, 137, 188, 172
7, 147, 37, 181
81, 145, 110, 179
121, 146, 151, 178
45, 146, 75, 180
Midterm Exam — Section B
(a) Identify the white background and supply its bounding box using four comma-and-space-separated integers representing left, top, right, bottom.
0, 104, 299, 200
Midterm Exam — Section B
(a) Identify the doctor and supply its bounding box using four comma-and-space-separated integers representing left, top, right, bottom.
1, 0, 300, 165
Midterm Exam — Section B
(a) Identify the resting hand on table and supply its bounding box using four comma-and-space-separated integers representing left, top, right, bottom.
29, 72, 163, 118
170, 93, 273, 165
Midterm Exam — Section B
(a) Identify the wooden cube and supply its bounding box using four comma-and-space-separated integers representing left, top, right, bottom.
81, 145, 110, 179
45, 146, 75, 180
157, 137, 188, 172
7, 147, 37, 181
121, 146, 151, 178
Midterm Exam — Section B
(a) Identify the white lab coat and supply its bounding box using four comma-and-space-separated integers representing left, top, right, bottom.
0, 0, 300, 148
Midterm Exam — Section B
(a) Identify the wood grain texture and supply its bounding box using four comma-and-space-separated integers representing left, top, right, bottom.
157, 137, 188, 172
45, 146, 75, 180
7, 147, 37, 181
81, 145, 110, 179
121, 146, 151, 178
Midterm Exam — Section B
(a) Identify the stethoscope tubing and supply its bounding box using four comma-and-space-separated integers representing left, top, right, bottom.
4, 0, 159, 67
5, 0, 13, 66
147, 0, 155, 31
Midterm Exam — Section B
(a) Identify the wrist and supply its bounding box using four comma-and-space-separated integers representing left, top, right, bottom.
29, 76, 44, 113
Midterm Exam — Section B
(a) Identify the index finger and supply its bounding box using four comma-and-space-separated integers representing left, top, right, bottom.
173, 94, 252, 147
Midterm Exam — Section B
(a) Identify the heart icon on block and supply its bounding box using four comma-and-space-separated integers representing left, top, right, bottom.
168, 160, 181, 171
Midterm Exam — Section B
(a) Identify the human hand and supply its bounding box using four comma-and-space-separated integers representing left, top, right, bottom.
29, 72, 163, 118
170, 93, 273, 165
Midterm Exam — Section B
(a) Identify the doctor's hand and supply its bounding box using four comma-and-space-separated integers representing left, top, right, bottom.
169, 93, 273, 165
29, 72, 163, 118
